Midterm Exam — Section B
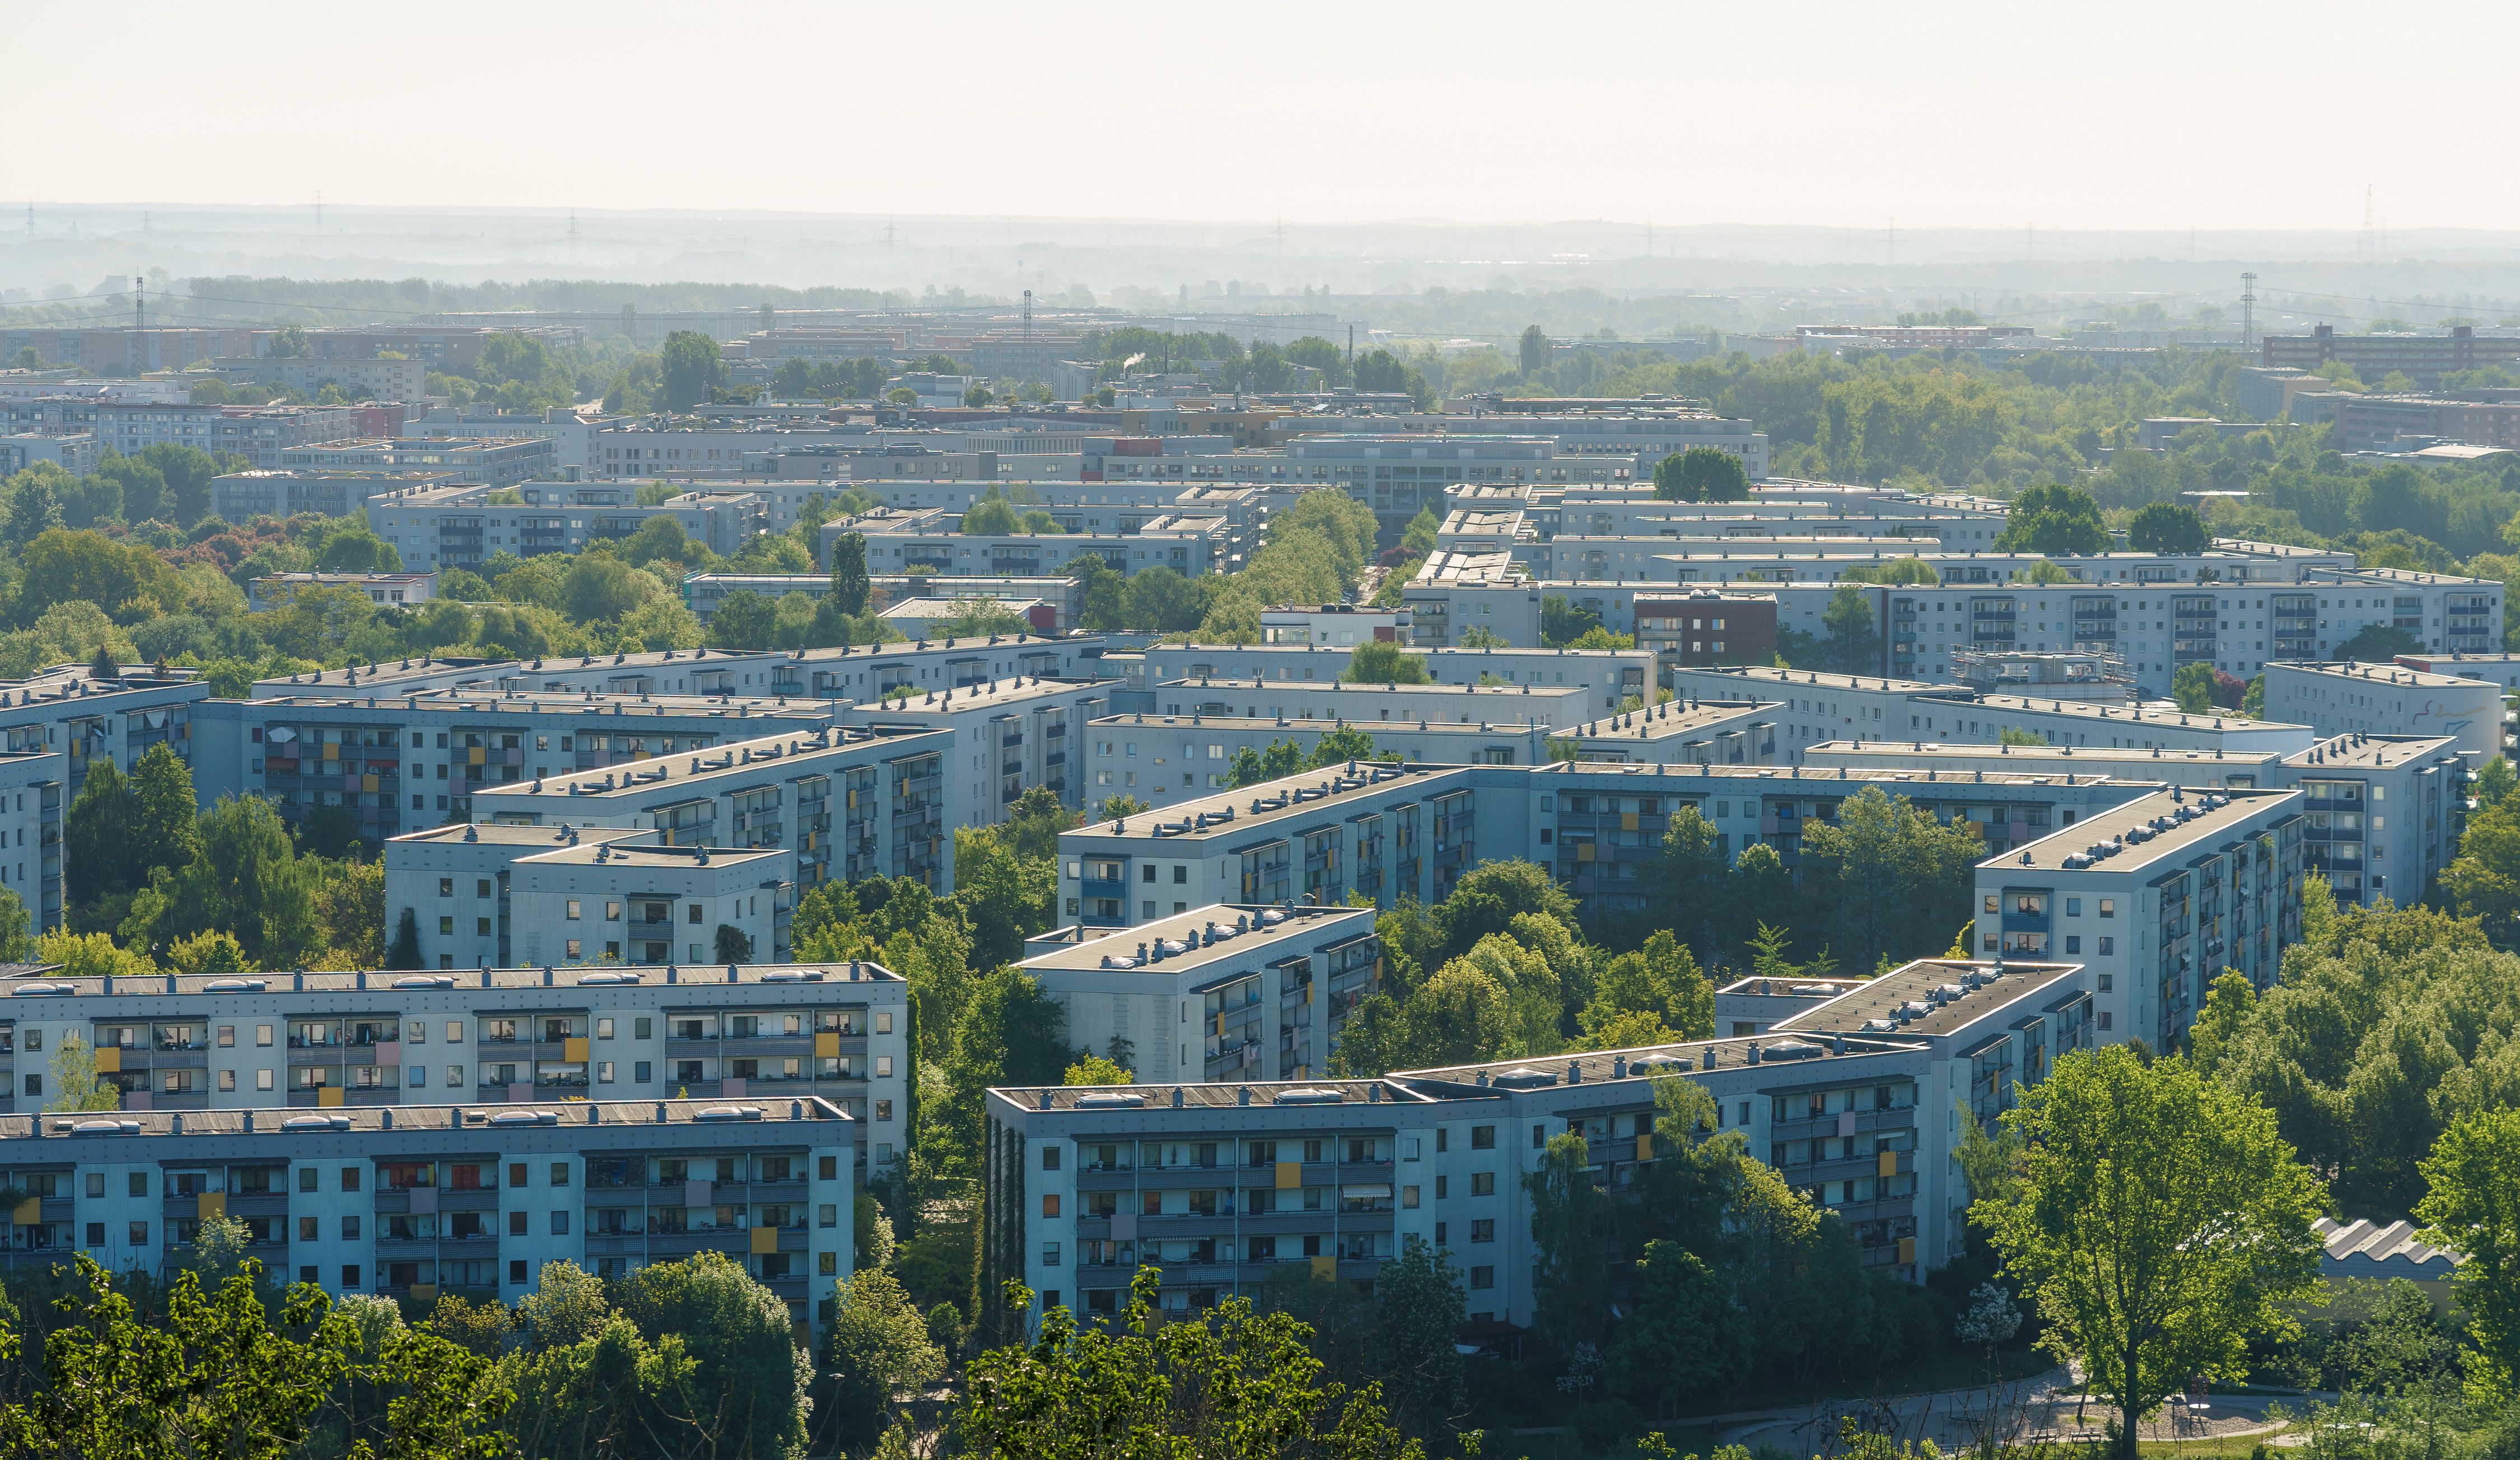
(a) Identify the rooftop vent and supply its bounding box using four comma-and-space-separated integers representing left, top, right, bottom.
205, 978, 269, 993
1075, 1091, 1148, 1109
1272, 1087, 1346, 1105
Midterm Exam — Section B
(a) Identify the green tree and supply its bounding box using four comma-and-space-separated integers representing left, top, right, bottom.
1607, 1241, 1745, 1420
1519, 324, 1551, 376
1396, 961, 1511, 1066
1980, 1046, 2326, 1460
64, 759, 134, 902
2126, 502, 2210, 555
612, 1249, 814, 1460
4, 1254, 507, 1459
710, 589, 776, 651
1370, 1235, 1466, 1436
559, 554, 651, 622
1796, 786, 1981, 973
960, 1271, 1417, 1460
1072, 553, 1123, 632
713, 923, 753, 963
1651, 447, 1751, 502
1435, 859, 1575, 964
2416, 1109, 2520, 1402
828, 530, 871, 612
313, 522, 403, 572
128, 743, 200, 879
1401, 505, 1440, 557
1343, 639, 1429, 685
1994, 483, 2109, 556
2171, 662, 2215, 713
939, 967, 1072, 1169
819, 1263, 945, 1452
1525, 1131, 1613, 1355
127, 795, 320, 969
2336, 624, 2425, 663
1579, 930, 1713, 1047
2482, 757, 2520, 810
2185, 969, 2254, 1078
1818, 585, 1882, 674
658, 329, 729, 411
46, 1032, 122, 1112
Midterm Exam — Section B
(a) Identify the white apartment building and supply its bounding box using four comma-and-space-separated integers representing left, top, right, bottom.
1020, 904, 1379, 1084
2260, 661, 2506, 764
1977, 786, 2305, 1050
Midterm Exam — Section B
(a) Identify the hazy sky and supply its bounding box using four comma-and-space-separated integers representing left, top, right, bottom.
15, 0, 2512, 232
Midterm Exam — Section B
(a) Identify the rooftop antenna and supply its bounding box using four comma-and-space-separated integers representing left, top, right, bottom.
1022, 288, 1033, 338
2241, 272, 2258, 353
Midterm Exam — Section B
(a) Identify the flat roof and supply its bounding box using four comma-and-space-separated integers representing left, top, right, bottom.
1020, 904, 1374, 979
0, 1096, 849, 1141
1158, 679, 1588, 701
0, 959, 903, 1002
388, 823, 650, 848
999, 1077, 1432, 1112
1544, 761, 2141, 791
1771, 959, 2082, 1040
474, 725, 942, 805
2267, 660, 2503, 688
1063, 762, 1453, 845
515, 841, 788, 870
1804, 739, 2283, 768
1998, 786, 2300, 873
2284, 732, 2463, 769
858, 675, 1117, 713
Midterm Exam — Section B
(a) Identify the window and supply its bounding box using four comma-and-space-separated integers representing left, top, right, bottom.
2065, 936, 2082, 954
1983, 894, 1998, 914
2098, 899, 2116, 918
299, 1167, 318, 1193
1043, 1146, 1061, 1171
566, 901, 581, 920
2065, 898, 2082, 916
1471, 1219, 1495, 1243
875, 1056, 893, 1078
256, 1025, 273, 1047
509, 1211, 528, 1237
1469, 1266, 1495, 1290
255, 1069, 274, 1091
343, 1167, 361, 1192
447, 1022, 464, 1043
128, 1172, 147, 1197
299, 1216, 319, 1242
1042, 1242, 1061, 1267
2098, 937, 2115, 957
550, 1163, 570, 1187
1470, 1125, 1495, 1150
875, 1013, 892, 1035
1471, 1172, 1496, 1196
597, 1018, 614, 1039
1402, 1186, 1420, 1208
550, 1211, 568, 1235
217, 1025, 234, 1047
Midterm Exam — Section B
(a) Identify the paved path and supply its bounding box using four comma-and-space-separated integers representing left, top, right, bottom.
1698, 1372, 2313, 1453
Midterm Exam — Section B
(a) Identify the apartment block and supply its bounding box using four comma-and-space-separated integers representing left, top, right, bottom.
470, 725, 955, 893
820, 508, 1238, 580
0, 752, 63, 932
681, 573, 1084, 629
1668, 665, 2314, 761
365, 482, 767, 571
192, 689, 841, 844
850, 675, 1116, 821
0, 961, 908, 1160
2260, 661, 2505, 763
1021, 904, 1379, 1084
255, 637, 1105, 703
1149, 680, 1592, 730
248, 571, 437, 611
1122, 642, 1653, 716
1059, 763, 1504, 929
386, 824, 792, 969
277, 437, 557, 489
981, 956, 2089, 1331
94, 404, 365, 469
1977, 787, 2304, 1049
1809, 732, 2468, 907
0, 1098, 853, 1336
1406, 552, 2501, 697
0, 664, 207, 799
